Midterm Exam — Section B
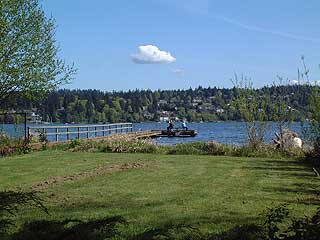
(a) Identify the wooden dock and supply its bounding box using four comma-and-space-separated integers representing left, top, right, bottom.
105, 130, 161, 141
105, 129, 197, 140
28, 123, 133, 142
27, 123, 197, 146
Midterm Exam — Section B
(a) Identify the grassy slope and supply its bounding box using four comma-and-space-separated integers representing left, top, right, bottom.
0, 150, 319, 237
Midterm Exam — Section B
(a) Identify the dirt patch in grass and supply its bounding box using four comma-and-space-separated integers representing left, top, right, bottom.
31, 162, 146, 190
230, 168, 247, 177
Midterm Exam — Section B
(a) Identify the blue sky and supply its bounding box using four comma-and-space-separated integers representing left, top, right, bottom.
43, 0, 320, 91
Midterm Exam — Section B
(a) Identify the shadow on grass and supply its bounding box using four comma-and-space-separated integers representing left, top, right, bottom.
243, 158, 318, 179
130, 223, 265, 240
9, 214, 263, 240
264, 182, 320, 206
11, 216, 126, 240
264, 186, 319, 196
8, 211, 320, 240
207, 224, 265, 240
129, 223, 203, 240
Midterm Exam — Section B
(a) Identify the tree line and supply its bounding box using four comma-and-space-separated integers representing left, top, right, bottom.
1, 84, 316, 123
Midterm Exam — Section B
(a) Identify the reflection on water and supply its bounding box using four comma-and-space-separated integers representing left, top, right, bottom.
1, 122, 302, 145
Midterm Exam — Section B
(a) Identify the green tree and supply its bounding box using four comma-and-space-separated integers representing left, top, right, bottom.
271, 78, 294, 145
0, 0, 76, 108
232, 75, 268, 148
299, 56, 320, 158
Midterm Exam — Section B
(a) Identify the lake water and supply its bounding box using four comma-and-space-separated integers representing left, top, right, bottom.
1, 122, 303, 145
135, 122, 302, 145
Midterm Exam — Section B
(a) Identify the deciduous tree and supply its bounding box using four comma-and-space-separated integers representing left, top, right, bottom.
0, 0, 76, 108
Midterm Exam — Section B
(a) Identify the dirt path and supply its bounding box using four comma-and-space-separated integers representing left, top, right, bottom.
31, 162, 146, 191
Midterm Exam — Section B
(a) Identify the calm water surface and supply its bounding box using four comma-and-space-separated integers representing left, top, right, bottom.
1, 122, 302, 145
134, 122, 302, 145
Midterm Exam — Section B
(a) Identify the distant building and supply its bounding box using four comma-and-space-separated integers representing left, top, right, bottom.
159, 111, 170, 122
159, 116, 170, 122
192, 98, 202, 103
192, 102, 199, 107
142, 111, 153, 119
216, 108, 225, 114
28, 112, 42, 123
158, 99, 168, 105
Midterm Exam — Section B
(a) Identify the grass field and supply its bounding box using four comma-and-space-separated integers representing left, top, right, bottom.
0, 150, 319, 239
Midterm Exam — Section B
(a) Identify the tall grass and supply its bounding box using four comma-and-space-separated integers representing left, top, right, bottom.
64, 139, 304, 159
0, 135, 30, 156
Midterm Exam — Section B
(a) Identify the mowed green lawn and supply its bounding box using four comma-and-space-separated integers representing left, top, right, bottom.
0, 150, 319, 237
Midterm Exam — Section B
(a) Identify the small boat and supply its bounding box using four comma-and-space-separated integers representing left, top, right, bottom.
157, 129, 197, 137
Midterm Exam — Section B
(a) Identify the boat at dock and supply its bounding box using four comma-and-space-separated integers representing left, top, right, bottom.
152, 129, 197, 138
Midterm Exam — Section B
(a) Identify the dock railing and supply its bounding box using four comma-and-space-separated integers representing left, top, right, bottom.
27, 123, 133, 143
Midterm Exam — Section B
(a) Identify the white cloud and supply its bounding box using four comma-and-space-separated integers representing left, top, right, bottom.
131, 45, 176, 64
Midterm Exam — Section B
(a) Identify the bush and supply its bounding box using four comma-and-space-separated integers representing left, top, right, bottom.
228, 144, 304, 159
167, 141, 229, 156
205, 141, 229, 155
69, 141, 98, 152
305, 137, 320, 165
0, 191, 48, 236
69, 139, 82, 149
164, 141, 303, 159
12, 217, 126, 240
68, 138, 159, 154
167, 142, 209, 155
102, 139, 158, 153
314, 137, 320, 158
263, 204, 290, 240
282, 208, 320, 240
0, 134, 30, 157
64, 138, 304, 159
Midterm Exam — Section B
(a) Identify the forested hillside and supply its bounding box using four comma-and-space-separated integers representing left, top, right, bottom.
2, 85, 315, 123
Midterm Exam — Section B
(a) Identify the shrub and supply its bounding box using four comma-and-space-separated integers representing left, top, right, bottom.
38, 131, 48, 143
304, 137, 320, 165
314, 137, 320, 158
104, 139, 158, 153
12, 217, 126, 240
69, 139, 82, 149
263, 204, 289, 240
282, 208, 320, 240
228, 144, 304, 159
167, 142, 205, 155
167, 141, 229, 156
165, 141, 303, 159
64, 138, 304, 159
69, 141, 98, 152
0, 135, 30, 157
68, 138, 158, 154
0, 191, 48, 236
205, 141, 229, 155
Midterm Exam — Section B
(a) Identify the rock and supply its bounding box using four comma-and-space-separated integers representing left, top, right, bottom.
273, 128, 303, 149
293, 137, 303, 148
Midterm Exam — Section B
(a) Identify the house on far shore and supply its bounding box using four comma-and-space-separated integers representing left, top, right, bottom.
158, 99, 168, 106
216, 108, 225, 114
159, 116, 169, 122
159, 111, 170, 122
27, 112, 42, 123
